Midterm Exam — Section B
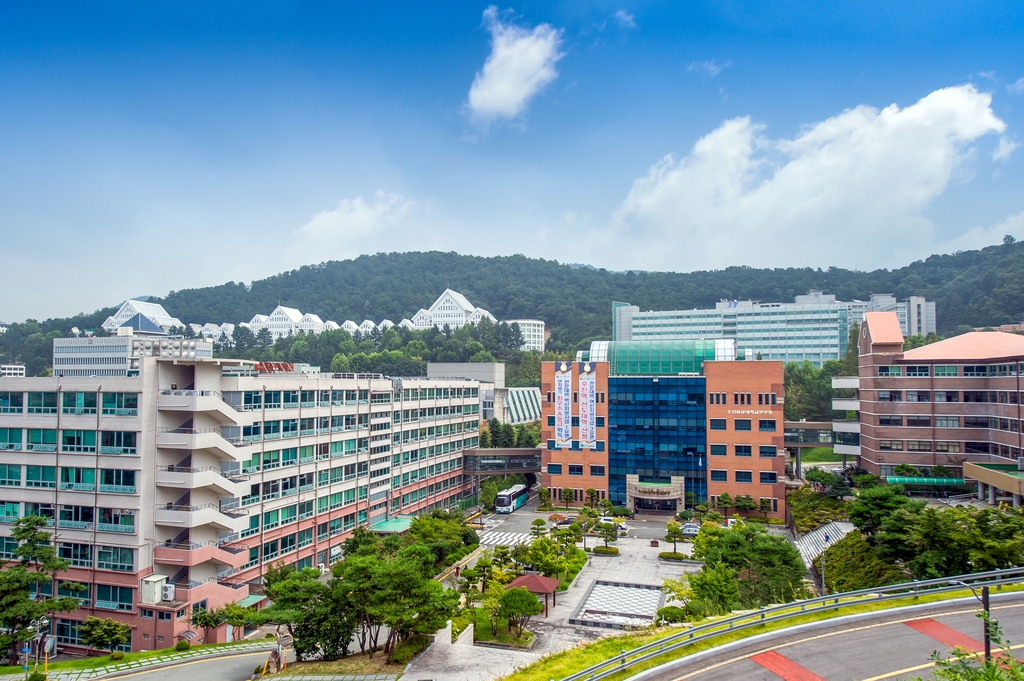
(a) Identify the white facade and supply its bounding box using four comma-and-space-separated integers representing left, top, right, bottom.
53, 336, 213, 377
358, 320, 377, 336
298, 313, 325, 335
341, 321, 359, 335
412, 289, 497, 331
0, 322, 8, 334
102, 300, 183, 333
505, 319, 545, 352
0, 365, 25, 377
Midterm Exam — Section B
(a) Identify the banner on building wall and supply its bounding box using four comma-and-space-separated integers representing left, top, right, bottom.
554, 362, 573, 448
578, 361, 597, 449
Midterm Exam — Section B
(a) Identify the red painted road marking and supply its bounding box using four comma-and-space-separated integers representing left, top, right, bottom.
904, 618, 983, 652
750, 650, 828, 681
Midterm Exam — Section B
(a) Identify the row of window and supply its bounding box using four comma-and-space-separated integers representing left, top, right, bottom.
876, 364, 1017, 378
546, 416, 607, 428
546, 464, 606, 476
0, 392, 138, 415
0, 504, 135, 531
545, 440, 607, 451
0, 465, 136, 491
709, 392, 777, 406
548, 487, 607, 503
397, 476, 466, 508
874, 440, 994, 453
1, 539, 135, 571
875, 390, 1024, 404
877, 415, 1021, 430
709, 419, 777, 432
709, 470, 778, 484
710, 444, 777, 457
0, 428, 137, 453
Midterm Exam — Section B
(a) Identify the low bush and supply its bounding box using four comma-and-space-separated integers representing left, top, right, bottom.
658, 552, 687, 561
174, 640, 190, 652
109, 652, 124, 661
592, 546, 619, 555
744, 516, 768, 524
451, 613, 472, 642
444, 555, 457, 567
389, 633, 431, 665
27, 672, 46, 681
609, 506, 633, 518
788, 485, 849, 534
657, 606, 687, 623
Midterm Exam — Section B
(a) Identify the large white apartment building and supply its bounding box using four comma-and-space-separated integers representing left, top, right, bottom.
0, 359, 480, 651
102, 301, 183, 333
613, 292, 936, 367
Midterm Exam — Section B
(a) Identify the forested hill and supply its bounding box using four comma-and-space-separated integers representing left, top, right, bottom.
5, 241, 1024, 367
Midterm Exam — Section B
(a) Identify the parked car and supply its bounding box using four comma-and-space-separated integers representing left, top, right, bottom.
679, 522, 701, 538
557, 515, 578, 527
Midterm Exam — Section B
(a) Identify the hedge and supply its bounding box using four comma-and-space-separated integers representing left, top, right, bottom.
390, 634, 431, 665
658, 552, 687, 561
592, 546, 619, 555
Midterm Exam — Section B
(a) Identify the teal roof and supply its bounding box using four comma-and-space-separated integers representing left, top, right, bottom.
885, 477, 966, 486
237, 594, 266, 608
607, 340, 719, 376
370, 516, 415, 534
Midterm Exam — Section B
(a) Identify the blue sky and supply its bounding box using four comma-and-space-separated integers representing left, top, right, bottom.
2, 1, 1024, 321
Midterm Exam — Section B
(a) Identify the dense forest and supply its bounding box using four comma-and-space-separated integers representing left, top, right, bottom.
4, 239, 1024, 374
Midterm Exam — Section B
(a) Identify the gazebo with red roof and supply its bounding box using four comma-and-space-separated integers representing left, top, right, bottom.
507, 573, 561, 617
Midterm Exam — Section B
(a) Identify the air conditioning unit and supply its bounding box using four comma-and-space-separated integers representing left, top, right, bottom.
161, 584, 176, 601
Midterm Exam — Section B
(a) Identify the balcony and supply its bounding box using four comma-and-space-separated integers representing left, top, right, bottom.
157, 390, 243, 423
154, 540, 250, 569
155, 466, 248, 496
831, 376, 860, 390
154, 503, 249, 532
97, 523, 136, 534
157, 428, 246, 456
831, 398, 860, 411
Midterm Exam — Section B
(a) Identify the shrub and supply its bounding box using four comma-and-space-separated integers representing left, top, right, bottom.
174, 640, 190, 651
592, 546, 619, 555
609, 506, 633, 518
389, 633, 430, 665
788, 485, 849, 534
28, 673, 47, 681
109, 651, 125, 660
444, 555, 457, 567
658, 552, 687, 561
657, 606, 687, 623
744, 516, 768, 524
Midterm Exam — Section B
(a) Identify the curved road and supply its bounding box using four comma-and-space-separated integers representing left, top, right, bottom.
656, 599, 1024, 681
112, 649, 289, 681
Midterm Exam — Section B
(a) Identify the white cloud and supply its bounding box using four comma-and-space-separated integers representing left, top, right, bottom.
994, 136, 1019, 161
465, 6, 564, 129
940, 211, 1024, 253
291, 191, 414, 259
611, 84, 1007, 271
1007, 77, 1024, 95
614, 10, 636, 28
687, 60, 730, 78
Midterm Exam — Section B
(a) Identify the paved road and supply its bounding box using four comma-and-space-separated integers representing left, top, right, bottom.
654, 598, 1024, 681
112, 649, 287, 681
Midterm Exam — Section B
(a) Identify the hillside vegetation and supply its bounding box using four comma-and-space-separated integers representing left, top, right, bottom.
5, 241, 1024, 374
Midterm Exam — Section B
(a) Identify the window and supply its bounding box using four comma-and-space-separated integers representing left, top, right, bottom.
97, 546, 134, 572
568, 465, 584, 476
905, 366, 929, 377
547, 416, 555, 426
710, 444, 727, 456
177, 608, 188, 619
141, 609, 154, 618
60, 467, 95, 491
158, 611, 172, 621
61, 430, 96, 452
963, 366, 989, 377
759, 446, 777, 458
0, 428, 22, 450
63, 392, 97, 414
964, 416, 993, 429
710, 469, 728, 482
878, 391, 902, 402
590, 465, 605, 476
734, 419, 751, 431
935, 441, 961, 453
936, 416, 960, 428
906, 416, 931, 427
27, 392, 57, 414
100, 431, 137, 455
934, 366, 958, 377
99, 469, 136, 493
934, 391, 959, 403
735, 471, 753, 483
546, 464, 562, 475
59, 505, 94, 528
758, 420, 776, 432
0, 464, 21, 486
102, 392, 138, 415
734, 445, 752, 457
58, 543, 92, 567
0, 392, 23, 414
879, 415, 903, 427
878, 366, 901, 377
906, 441, 932, 452
906, 391, 930, 403
56, 619, 82, 645
878, 439, 904, 451
26, 429, 57, 452
709, 419, 726, 431
760, 472, 778, 484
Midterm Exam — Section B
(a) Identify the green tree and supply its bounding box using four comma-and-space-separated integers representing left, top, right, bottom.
253, 563, 325, 636
848, 484, 922, 540
716, 492, 733, 518
527, 537, 564, 578
561, 487, 575, 509
537, 488, 551, 506
222, 602, 253, 642
509, 543, 531, 575
293, 578, 358, 661
734, 495, 758, 515
79, 617, 132, 654
585, 488, 599, 507
665, 521, 685, 553
191, 607, 225, 643
840, 321, 860, 376
694, 523, 806, 607
499, 587, 543, 637
478, 429, 492, 448
805, 469, 852, 499
597, 522, 618, 547
688, 562, 741, 615
530, 518, 547, 539
481, 582, 506, 636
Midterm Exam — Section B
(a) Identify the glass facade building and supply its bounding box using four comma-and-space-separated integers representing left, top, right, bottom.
607, 376, 707, 510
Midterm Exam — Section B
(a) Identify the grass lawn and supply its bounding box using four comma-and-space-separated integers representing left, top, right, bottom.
285, 652, 406, 675
798, 447, 841, 463
472, 607, 535, 647
498, 583, 1024, 681
0, 640, 270, 675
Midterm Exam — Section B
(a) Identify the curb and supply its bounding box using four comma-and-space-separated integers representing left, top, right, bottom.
628, 590, 1024, 681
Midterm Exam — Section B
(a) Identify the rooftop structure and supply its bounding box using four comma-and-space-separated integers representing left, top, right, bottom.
0, 365, 25, 378
101, 300, 183, 333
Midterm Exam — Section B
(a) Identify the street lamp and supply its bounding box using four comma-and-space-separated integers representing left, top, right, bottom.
953, 581, 991, 662
23, 616, 49, 680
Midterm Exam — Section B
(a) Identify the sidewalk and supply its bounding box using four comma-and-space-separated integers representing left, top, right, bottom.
0, 640, 277, 681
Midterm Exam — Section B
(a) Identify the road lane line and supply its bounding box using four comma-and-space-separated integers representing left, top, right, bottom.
904, 618, 983, 652
750, 650, 827, 681
857, 642, 1024, 681
111, 651, 268, 678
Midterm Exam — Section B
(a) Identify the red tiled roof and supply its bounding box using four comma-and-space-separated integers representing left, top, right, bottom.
508, 573, 561, 594
902, 331, 1024, 362
864, 312, 904, 345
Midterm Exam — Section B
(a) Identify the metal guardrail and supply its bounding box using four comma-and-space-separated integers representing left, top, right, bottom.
559, 566, 1024, 681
